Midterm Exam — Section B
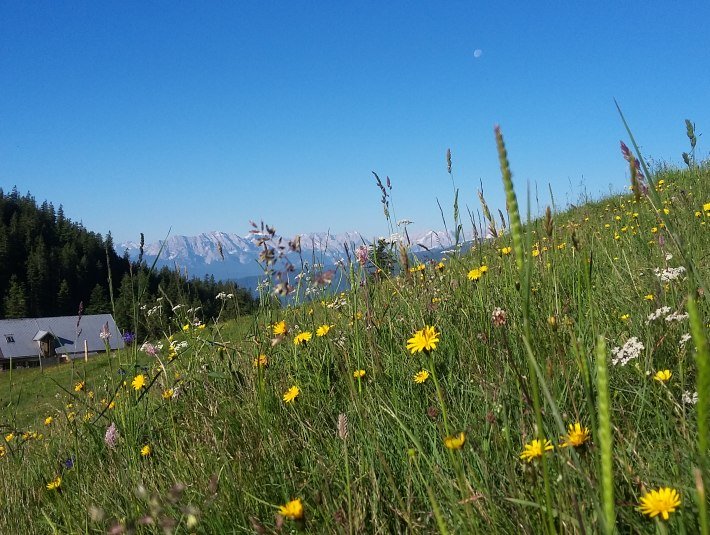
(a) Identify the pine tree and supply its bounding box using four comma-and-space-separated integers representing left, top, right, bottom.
3, 275, 28, 318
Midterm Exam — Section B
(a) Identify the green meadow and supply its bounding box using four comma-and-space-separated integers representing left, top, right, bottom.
1, 126, 709, 534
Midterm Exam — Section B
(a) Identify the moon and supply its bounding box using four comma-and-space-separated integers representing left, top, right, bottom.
473, 49, 483, 58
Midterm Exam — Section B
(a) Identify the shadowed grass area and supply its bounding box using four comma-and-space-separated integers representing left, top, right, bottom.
1, 132, 708, 533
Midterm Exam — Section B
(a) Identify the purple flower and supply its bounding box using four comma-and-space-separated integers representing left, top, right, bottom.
140, 342, 158, 357
104, 423, 119, 449
355, 246, 369, 267
99, 322, 111, 340
122, 331, 135, 344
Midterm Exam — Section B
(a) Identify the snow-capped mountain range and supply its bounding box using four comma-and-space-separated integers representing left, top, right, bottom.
118, 229, 456, 282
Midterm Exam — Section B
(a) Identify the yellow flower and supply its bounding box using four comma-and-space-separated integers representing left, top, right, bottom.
5, 433, 14, 442
620, 314, 630, 322
197, 323, 206, 330
279, 498, 304, 520
272, 320, 288, 336
638, 487, 681, 520
140, 444, 152, 457
500, 246, 512, 255
316, 324, 333, 337
46, 476, 62, 490
162, 389, 175, 400
294, 332, 313, 346
108, 401, 116, 410
560, 422, 590, 448
467, 267, 486, 281
253, 354, 268, 368
663, 208, 670, 215
644, 294, 654, 301
182, 323, 191, 332
44, 416, 53, 426
131, 374, 146, 390
547, 316, 557, 327
519, 438, 554, 462
531, 249, 541, 257
74, 381, 85, 392
283, 385, 300, 403
414, 370, 430, 384
444, 432, 466, 450
406, 326, 440, 354
653, 370, 672, 383
0, 445, 5, 458
703, 201, 710, 212
353, 369, 365, 379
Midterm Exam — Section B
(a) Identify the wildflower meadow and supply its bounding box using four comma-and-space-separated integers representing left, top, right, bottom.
1, 122, 709, 534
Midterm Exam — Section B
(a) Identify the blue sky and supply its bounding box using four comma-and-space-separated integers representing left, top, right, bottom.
2, 1, 709, 245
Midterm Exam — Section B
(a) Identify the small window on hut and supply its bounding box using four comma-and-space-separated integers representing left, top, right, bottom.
4, 335, 15, 343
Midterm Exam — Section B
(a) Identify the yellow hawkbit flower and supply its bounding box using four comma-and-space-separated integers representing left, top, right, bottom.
279, 498, 304, 520
414, 370, 430, 384
162, 389, 175, 400
283, 385, 300, 403
703, 202, 710, 212
316, 324, 333, 337
519, 438, 554, 462
653, 370, 672, 383
272, 320, 288, 336
353, 369, 365, 379
131, 374, 146, 391
444, 432, 466, 450
46, 476, 62, 491
500, 246, 512, 255
140, 444, 152, 457
182, 323, 191, 332
644, 294, 654, 301
293, 331, 313, 346
638, 487, 681, 520
44, 416, 53, 426
74, 381, 85, 392
253, 354, 268, 367
5, 433, 14, 442
560, 422, 590, 448
406, 326, 440, 354
620, 314, 630, 322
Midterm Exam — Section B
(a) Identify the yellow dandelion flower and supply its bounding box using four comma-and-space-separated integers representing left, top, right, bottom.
140, 444, 152, 457
131, 374, 146, 390
444, 432, 466, 450
500, 246, 512, 255
253, 354, 268, 367
294, 331, 313, 346
279, 498, 304, 520
519, 438, 554, 462
5, 433, 14, 442
272, 320, 288, 336
644, 294, 654, 301
467, 267, 484, 281
46, 476, 62, 490
560, 422, 590, 448
108, 401, 116, 410
162, 389, 174, 400
44, 416, 53, 426
316, 324, 333, 337
74, 381, 85, 392
182, 323, 190, 332
406, 326, 440, 354
620, 314, 630, 322
353, 369, 366, 379
703, 201, 710, 212
283, 385, 300, 403
638, 487, 681, 520
653, 370, 672, 383
414, 370, 430, 383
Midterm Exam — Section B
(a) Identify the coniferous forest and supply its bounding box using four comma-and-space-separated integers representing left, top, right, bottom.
0, 186, 256, 335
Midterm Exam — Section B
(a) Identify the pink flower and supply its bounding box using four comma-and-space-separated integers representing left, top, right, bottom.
104, 422, 119, 449
355, 246, 369, 266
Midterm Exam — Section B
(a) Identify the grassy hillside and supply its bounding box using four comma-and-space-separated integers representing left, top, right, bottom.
1, 132, 709, 534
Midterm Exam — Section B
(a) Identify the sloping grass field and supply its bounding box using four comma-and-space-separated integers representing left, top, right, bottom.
1, 129, 709, 534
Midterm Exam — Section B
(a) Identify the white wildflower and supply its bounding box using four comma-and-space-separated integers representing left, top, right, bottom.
680, 333, 692, 347
611, 336, 645, 366
682, 391, 698, 405
647, 306, 671, 323
654, 266, 686, 282
665, 311, 689, 322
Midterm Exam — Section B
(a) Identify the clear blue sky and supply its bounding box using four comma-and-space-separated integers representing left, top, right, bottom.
2, 1, 709, 245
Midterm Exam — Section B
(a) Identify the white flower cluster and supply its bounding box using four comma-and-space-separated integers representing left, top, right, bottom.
665, 311, 689, 322
647, 306, 671, 323
146, 305, 162, 317
215, 292, 234, 300
682, 391, 698, 405
679, 333, 692, 347
327, 295, 348, 309
611, 336, 645, 366
654, 266, 686, 282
